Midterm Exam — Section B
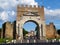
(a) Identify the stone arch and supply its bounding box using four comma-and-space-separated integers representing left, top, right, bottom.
24, 20, 39, 26
23, 20, 40, 39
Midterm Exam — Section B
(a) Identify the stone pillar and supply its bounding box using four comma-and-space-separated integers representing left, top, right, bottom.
43, 23, 46, 39
39, 24, 43, 40
16, 21, 23, 40
40, 25, 42, 39
18, 24, 20, 36
19, 24, 23, 40
16, 22, 19, 39
39, 24, 45, 40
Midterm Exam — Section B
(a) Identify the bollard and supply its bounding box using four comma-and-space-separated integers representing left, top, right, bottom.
59, 39, 60, 42
54, 39, 56, 41
46, 40, 48, 43
11, 40, 14, 43
21, 40, 22, 43
52, 39, 55, 43
6, 40, 8, 42
34, 40, 36, 43
14, 40, 16, 43
27, 40, 29, 43
7, 42, 10, 44
54, 39, 56, 42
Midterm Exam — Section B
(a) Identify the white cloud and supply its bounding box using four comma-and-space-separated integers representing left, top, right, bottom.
44, 8, 60, 20
44, 8, 60, 16
0, 11, 8, 22
0, 0, 9, 8
0, 0, 60, 23
11, 11, 15, 16
45, 7, 60, 28
0, 11, 16, 22
0, 0, 38, 8
19, 0, 38, 5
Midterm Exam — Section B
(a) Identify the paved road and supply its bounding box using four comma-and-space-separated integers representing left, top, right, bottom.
0, 42, 60, 45
16, 39, 60, 43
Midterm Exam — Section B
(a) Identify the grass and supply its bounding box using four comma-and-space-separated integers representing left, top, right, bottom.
47, 38, 60, 40
0, 38, 13, 43
0, 38, 5, 43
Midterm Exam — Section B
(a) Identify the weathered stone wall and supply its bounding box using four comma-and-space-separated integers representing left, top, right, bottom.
46, 23, 57, 38
5, 22, 13, 38
2, 22, 13, 39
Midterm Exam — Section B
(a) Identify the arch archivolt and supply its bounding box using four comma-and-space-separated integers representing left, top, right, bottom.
20, 16, 41, 25
16, 15, 46, 40
17, 16, 43, 39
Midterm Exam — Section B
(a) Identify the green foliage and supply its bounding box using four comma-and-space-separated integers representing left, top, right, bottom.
0, 38, 5, 43
0, 38, 12, 43
35, 26, 38, 31
47, 38, 60, 40
23, 28, 28, 36
53, 25, 56, 29
35, 26, 39, 36
5, 38, 13, 41
57, 29, 60, 30
57, 29, 60, 35
0, 28, 1, 33
47, 38, 54, 40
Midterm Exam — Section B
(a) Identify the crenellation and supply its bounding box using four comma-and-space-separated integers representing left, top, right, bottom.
33, 5, 39, 8
17, 5, 41, 10
20, 5, 24, 7
29, 5, 33, 8
38, 5, 40, 8
25, 5, 28, 8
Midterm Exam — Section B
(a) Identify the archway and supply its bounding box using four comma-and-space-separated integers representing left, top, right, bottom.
23, 20, 40, 39
16, 5, 46, 40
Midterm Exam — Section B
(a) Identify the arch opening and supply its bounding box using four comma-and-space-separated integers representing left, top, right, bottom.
23, 20, 40, 39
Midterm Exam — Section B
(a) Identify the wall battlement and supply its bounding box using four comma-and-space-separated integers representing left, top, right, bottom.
17, 5, 44, 21
17, 5, 43, 9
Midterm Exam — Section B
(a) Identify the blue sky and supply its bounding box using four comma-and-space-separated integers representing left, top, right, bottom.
23, 22, 37, 32
0, 0, 60, 31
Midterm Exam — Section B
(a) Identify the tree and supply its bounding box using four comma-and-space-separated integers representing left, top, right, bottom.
0, 28, 2, 38
57, 29, 60, 35
23, 28, 28, 36
35, 26, 39, 37
0, 28, 1, 32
